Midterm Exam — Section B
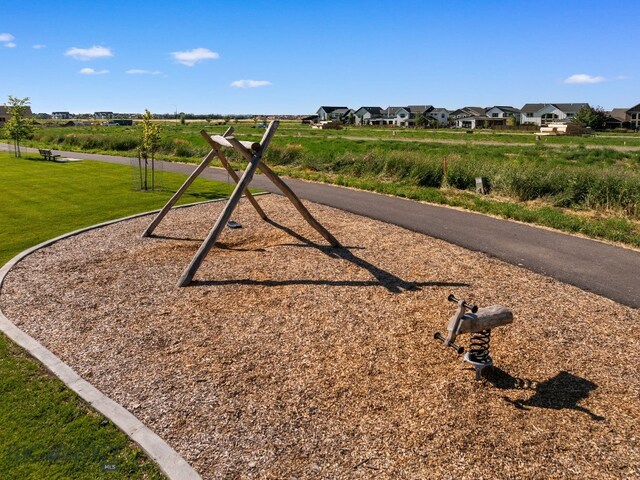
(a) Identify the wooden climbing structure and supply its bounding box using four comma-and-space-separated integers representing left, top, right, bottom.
142, 121, 341, 286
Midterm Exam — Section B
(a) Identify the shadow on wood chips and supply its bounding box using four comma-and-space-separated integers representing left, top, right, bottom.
190, 218, 468, 293
485, 368, 605, 421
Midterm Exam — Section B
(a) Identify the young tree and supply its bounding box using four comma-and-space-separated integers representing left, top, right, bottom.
3, 96, 35, 157
138, 109, 162, 190
573, 105, 607, 130
415, 114, 429, 129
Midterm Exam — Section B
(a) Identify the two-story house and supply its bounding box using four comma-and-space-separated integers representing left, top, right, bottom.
353, 106, 383, 125
485, 106, 521, 119
427, 108, 450, 126
627, 103, 640, 129
520, 103, 588, 126
449, 107, 486, 120
316, 106, 350, 122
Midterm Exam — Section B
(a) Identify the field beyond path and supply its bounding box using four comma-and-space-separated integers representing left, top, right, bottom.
2, 196, 638, 479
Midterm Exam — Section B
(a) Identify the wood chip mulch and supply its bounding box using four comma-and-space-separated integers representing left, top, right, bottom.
1, 195, 639, 480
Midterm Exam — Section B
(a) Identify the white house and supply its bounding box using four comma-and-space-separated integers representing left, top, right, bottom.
427, 108, 449, 126
520, 103, 588, 126
353, 106, 383, 125
316, 106, 350, 122
485, 106, 520, 119
454, 115, 507, 129
626, 103, 640, 129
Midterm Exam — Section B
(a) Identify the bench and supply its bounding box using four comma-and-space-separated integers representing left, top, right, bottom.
38, 149, 62, 161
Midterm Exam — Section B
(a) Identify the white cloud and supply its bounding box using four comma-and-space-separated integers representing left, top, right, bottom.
65, 45, 113, 61
230, 79, 272, 89
79, 68, 109, 75
126, 69, 161, 75
32, 44, 46, 49
563, 74, 605, 84
171, 48, 219, 66
4, 42, 16, 48
0, 33, 14, 42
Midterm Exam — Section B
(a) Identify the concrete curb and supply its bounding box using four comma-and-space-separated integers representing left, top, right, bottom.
0, 194, 267, 479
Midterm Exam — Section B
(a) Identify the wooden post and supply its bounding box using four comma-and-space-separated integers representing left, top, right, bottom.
225, 131, 342, 248
142, 149, 218, 237
177, 122, 279, 286
199, 130, 268, 220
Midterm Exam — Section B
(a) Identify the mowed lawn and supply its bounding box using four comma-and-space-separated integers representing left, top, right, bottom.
0, 152, 233, 478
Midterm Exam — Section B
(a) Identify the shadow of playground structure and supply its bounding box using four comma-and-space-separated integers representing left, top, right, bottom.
485, 369, 605, 422
191, 218, 469, 293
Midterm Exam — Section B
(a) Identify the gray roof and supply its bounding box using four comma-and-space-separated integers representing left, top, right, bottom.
406, 105, 433, 114
521, 103, 588, 114
382, 107, 403, 115
627, 103, 640, 113
489, 105, 521, 114
356, 106, 383, 115
451, 106, 485, 117
318, 106, 349, 113
610, 109, 628, 122
554, 103, 588, 112
520, 103, 547, 113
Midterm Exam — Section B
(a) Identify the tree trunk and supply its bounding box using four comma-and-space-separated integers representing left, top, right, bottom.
137, 152, 143, 189
144, 155, 148, 190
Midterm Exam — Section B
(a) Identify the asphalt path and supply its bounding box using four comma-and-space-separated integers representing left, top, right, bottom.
7, 144, 640, 309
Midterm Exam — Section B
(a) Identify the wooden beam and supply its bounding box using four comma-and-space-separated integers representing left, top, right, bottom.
209, 135, 261, 152
141, 149, 217, 237
177, 122, 279, 286
199, 130, 267, 220
225, 126, 342, 248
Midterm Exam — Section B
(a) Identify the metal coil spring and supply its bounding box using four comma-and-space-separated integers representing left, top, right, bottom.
467, 329, 492, 364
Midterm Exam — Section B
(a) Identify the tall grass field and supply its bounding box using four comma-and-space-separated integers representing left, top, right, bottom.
23, 122, 640, 246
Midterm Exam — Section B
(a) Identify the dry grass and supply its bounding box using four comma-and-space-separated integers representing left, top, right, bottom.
1, 195, 638, 479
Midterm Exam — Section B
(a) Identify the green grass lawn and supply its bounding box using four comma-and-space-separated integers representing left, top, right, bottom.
0, 153, 234, 265
0, 152, 234, 478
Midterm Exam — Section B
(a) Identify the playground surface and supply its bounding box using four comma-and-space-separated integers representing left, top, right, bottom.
1, 195, 638, 479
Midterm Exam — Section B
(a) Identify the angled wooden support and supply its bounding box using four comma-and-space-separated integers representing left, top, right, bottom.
225, 133, 342, 248
199, 130, 267, 220
177, 122, 279, 286
141, 148, 218, 237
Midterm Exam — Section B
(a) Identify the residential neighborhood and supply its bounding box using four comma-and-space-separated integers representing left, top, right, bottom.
315, 102, 640, 130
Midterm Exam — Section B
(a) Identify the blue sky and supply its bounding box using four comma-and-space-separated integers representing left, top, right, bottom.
1, 1, 639, 114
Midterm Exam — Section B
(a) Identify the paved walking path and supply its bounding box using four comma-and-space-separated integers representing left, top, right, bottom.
8, 144, 640, 309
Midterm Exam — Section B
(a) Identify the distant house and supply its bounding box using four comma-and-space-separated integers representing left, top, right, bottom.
354, 106, 383, 125
94, 111, 114, 119
316, 106, 350, 122
627, 103, 640, 129
520, 103, 588, 126
485, 106, 521, 119
351, 104, 448, 127
391, 105, 434, 127
606, 109, 628, 129
0, 105, 33, 125
454, 115, 507, 129
52, 111, 71, 119
449, 107, 486, 120
426, 108, 450, 126
107, 119, 133, 126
